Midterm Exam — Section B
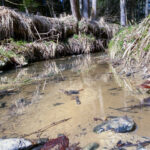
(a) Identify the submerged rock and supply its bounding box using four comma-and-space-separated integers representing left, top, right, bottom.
74, 96, 81, 105
10, 98, 31, 110
32, 145, 44, 150
126, 72, 132, 77
137, 144, 147, 150
64, 90, 80, 95
0, 138, 32, 150
53, 103, 64, 106
60, 89, 84, 96
93, 116, 135, 134
83, 143, 99, 150
0, 102, 6, 108
17, 98, 31, 107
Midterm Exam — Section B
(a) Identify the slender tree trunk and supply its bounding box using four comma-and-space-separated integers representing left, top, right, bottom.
46, 0, 54, 17
25, 7, 29, 15
120, 0, 127, 26
82, 0, 89, 19
42, 0, 46, 5
51, 0, 56, 18
2, 0, 4, 6
81, 0, 84, 16
92, 0, 97, 20
23, 0, 29, 16
145, 0, 149, 17
70, 0, 81, 21
79, 0, 83, 14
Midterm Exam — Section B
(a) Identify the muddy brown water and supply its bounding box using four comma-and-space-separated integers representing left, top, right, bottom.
0, 53, 150, 147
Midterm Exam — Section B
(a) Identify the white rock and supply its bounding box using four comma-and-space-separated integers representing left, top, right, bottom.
0, 138, 32, 150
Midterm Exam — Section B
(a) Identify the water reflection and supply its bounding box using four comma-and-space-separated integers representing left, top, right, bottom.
98, 88, 106, 119
0, 54, 95, 84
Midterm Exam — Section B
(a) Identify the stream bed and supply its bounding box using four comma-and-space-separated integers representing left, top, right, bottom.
0, 53, 150, 149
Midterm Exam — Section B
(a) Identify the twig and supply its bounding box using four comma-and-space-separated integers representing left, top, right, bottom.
35, 37, 50, 42
37, 29, 57, 36
22, 118, 71, 138
117, 140, 150, 148
32, 23, 42, 40
5, 0, 24, 6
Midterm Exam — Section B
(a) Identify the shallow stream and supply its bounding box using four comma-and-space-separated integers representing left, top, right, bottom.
0, 53, 150, 147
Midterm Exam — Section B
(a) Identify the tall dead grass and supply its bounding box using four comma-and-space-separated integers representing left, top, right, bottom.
109, 15, 150, 73
0, 6, 117, 42
0, 6, 33, 41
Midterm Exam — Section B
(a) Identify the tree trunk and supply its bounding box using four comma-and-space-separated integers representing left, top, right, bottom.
82, 0, 89, 19
92, 0, 97, 20
25, 7, 29, 15
120, 0, 126, 26
70, 0, 81, 21
23, 0, 29, 16
145, 0, 149, 17
46, 0, 55, 17
79, 0, 83, 14
51, 0, 56, 18
42, 0, 46, 5
2, 0, 4, 6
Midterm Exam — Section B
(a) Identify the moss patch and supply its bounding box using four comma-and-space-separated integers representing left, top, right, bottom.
144, 44, 150, 52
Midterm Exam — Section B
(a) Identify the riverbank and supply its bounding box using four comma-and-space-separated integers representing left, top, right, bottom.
108, 15, 150, 98
0, 7, 149, 87
109, 15, 150, 81
0, 6, 118, 71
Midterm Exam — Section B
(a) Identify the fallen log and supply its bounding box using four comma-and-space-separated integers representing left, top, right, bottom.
0, 6, 118, 42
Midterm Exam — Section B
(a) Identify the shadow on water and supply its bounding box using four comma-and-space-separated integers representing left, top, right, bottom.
0, 54, 96, 84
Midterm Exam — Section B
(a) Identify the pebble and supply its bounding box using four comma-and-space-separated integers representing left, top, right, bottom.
0, 102, 6, 108
126, 72, 132, 77
83, 143, 99, 150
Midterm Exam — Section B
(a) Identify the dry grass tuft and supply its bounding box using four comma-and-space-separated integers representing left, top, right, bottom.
0, 6, 33, 41
24, 34, 104, 62
79, 17, 119, 40
68, 34, 104, 54
109, 15, 150, 74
